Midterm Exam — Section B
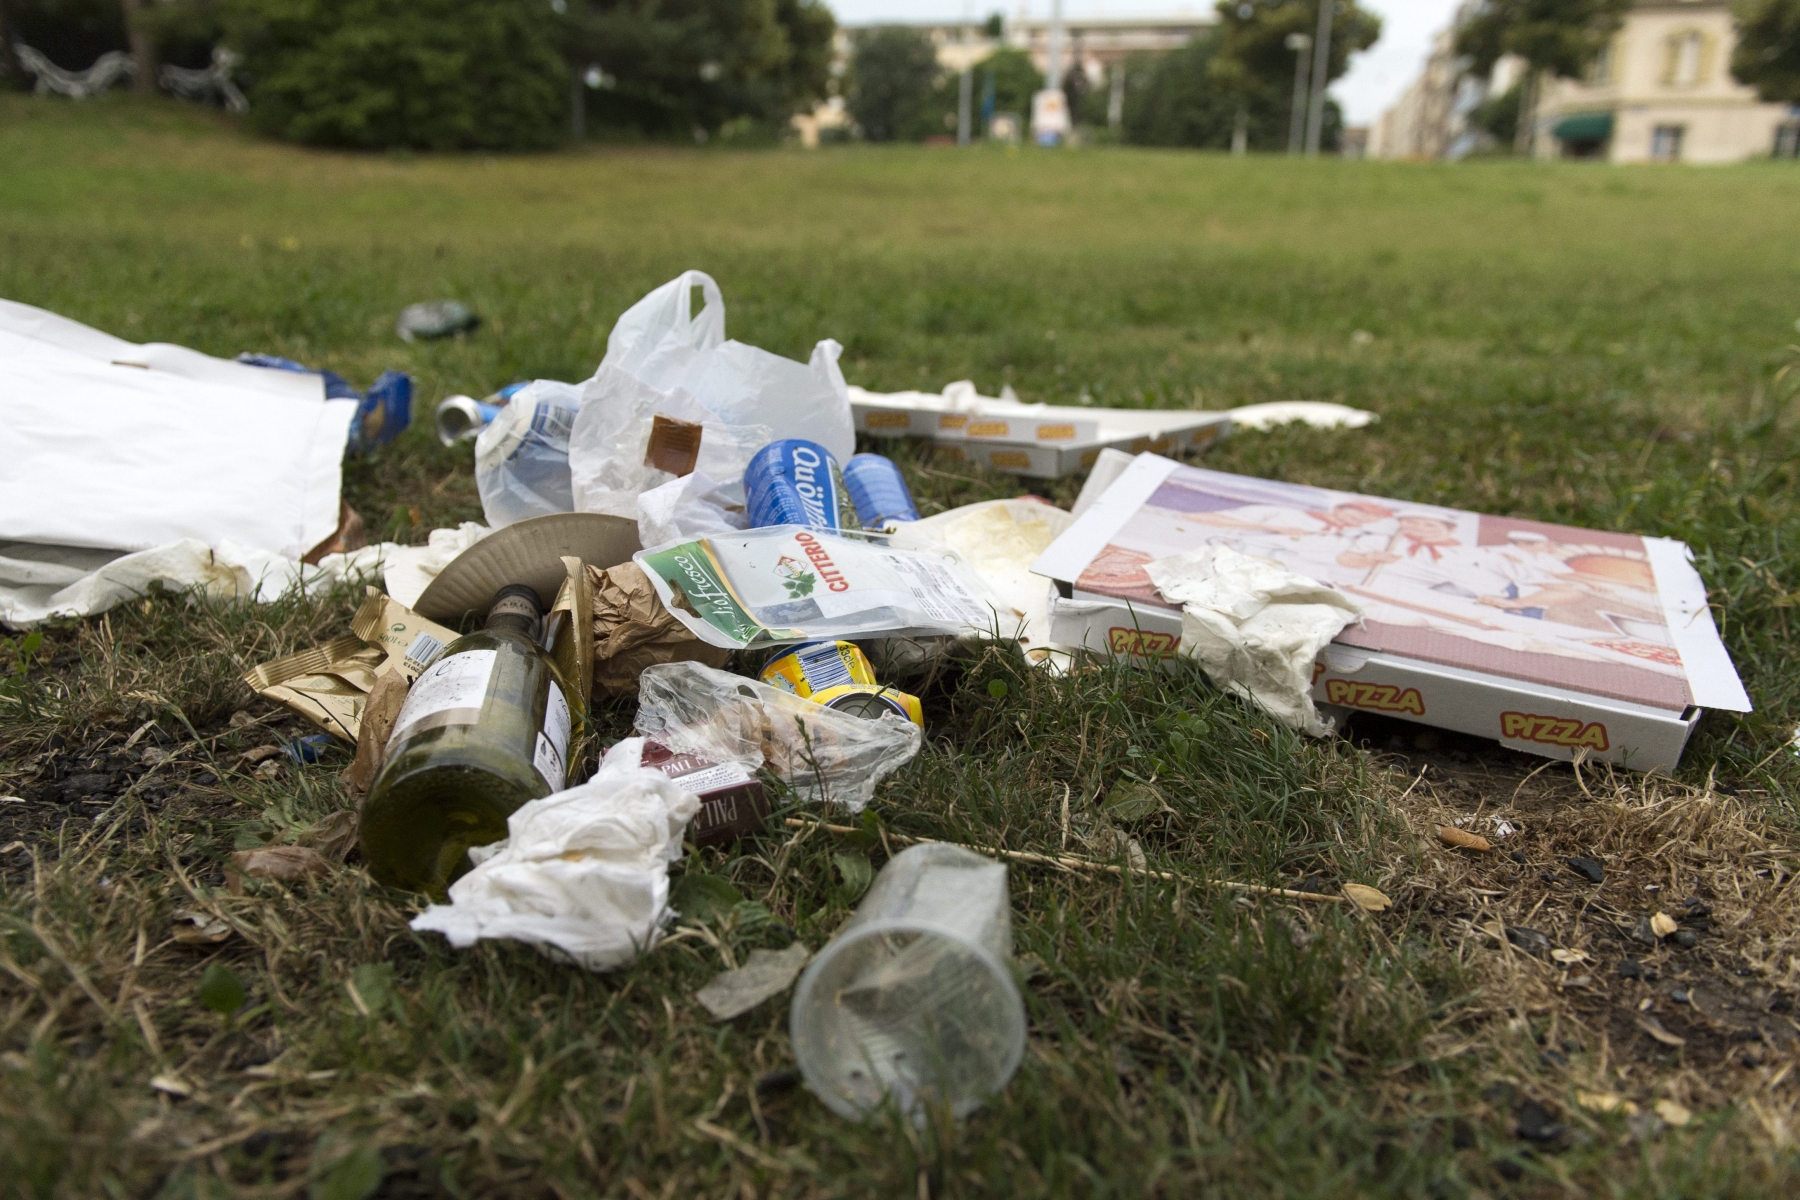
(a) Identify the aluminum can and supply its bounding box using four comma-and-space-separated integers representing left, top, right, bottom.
843, 453, 921, 529
745, 439, 853, 530
760, 640, 923, 727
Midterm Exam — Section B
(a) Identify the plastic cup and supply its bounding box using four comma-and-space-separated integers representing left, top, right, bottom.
790, 843, 1025, 1120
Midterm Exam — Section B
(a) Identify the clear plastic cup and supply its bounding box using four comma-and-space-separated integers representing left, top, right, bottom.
790, 842, 1025, 1120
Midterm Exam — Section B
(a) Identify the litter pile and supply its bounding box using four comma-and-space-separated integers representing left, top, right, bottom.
5, 270, 1752, 1123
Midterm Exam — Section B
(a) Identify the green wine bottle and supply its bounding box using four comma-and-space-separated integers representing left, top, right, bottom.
360, 584, 579, 898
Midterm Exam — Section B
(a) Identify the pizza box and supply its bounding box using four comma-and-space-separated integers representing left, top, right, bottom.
1033, 454, 1751, 772
848, 383, 1232, 479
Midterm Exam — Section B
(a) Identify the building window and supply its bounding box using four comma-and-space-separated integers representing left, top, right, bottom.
1777, 123, 1800, 159
1665, 31, 1710, 87
1589, 42, 1614, 86
1651, 124, 1685, 162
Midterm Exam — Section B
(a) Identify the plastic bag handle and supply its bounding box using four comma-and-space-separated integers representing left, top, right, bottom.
671, 270, 725, 348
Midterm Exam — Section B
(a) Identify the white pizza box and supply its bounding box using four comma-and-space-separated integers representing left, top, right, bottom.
847, 383, 1232, 479
1047, 595, 1704, 772
1034, 454, 1751, 772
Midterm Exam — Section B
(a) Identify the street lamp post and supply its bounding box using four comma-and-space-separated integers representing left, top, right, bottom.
1285, 32, 1311, 155
1304, 0, 1334, 156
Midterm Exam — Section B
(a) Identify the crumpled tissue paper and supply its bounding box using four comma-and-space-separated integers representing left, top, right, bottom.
409, 737, 699, 971
1144, 544, 1362, 736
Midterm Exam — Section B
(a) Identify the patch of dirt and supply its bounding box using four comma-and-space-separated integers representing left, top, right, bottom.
1349, 713, 1800, 1132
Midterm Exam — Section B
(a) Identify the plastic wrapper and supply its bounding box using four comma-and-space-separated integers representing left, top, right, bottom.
634, 526, 1000, 651
474, 379, 583, 528
633, 660, 922, 811
568, 365, 770, 521
590, 561, 730, 698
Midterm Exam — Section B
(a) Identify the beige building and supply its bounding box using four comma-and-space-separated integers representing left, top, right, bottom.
1535, 1, 1798, 162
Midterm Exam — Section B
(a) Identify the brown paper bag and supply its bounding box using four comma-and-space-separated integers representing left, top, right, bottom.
590, 561, 730, 699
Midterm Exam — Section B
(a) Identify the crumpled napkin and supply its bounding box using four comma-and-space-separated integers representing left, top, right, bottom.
1144, 544, 1361, 736
410, 738, 699, 971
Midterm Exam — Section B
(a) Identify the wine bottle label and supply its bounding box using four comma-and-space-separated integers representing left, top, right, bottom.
533, 685, 572, 791
387, 649, 497, 746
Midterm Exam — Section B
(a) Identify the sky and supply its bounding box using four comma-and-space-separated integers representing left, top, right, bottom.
822, 0, 1464, 125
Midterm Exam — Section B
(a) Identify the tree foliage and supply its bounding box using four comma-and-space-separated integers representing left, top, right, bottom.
847, 25, 942, 142
1454, 0, 1631, 79
1731, 0, 1800, 102
568, 0, 835, 139
206, 0, 567, 151
5, 0, 126, 70
1120, 2, 1374, 152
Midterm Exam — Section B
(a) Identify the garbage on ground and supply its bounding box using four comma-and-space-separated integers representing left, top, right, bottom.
569, 365, 771, 523
1034, 453, 1751, 771
636, 525, 999, 651
635, 470, 748, 551
633, 660, 921, 810
237, 353, 413, 454
1143, 544, 1364, 737
361, 583, 583, 897
245, 590, 457, 743
696, 942, 813, 1021
595, 270, 854, 462
1219, 401, 1377, 432
435, 382, 527, 445
343, 671, 409, 794
790, 842, 1025, 1119
745, 439, 858, 530
849, 380, 1233, 479
0, 297, 359, 621
590, 561, 730, 699
759, 640, 923, 726
396, 299, 480, 342
409, 512, 637, 623
228, 844, 332, 887
409, 736, 699, 971
475, 379, 585, 528
888, 497, 1076, 670
640, 740, 770, 845
843, 453, 921, 530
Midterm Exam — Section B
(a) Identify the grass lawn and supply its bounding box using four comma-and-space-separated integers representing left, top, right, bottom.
2, 94, 1799, 1197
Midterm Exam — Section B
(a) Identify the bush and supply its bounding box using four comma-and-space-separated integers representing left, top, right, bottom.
223, 0, 568, 151
847, 25, 941, 142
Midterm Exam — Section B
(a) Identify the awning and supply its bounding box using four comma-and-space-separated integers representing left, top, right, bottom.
1553, 111, 1614, 143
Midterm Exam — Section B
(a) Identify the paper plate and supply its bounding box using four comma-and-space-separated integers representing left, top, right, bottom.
414, 512, 639, 622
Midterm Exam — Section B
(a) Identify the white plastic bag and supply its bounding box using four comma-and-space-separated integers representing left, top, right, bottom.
596, 270, 854, 462
635, 661, 921, 810
568, 365, 771, 520
635, 470, 748, 550
634, 526, 1001, 650
408, 737, 699, 972
474, 380, 583, 528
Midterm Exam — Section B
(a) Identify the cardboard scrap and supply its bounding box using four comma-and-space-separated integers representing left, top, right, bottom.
342, 670, 409, 794
590, 561, 729, 699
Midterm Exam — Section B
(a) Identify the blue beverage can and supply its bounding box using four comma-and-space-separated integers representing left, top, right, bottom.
843, 453, 920, 529
745, 439, 854, 530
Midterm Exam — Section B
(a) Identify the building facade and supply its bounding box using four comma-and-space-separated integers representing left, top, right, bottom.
1534, 1, 1797, 163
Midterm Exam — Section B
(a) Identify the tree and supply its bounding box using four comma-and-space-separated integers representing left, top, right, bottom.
1120, 2, 1376, 153
847, 25, 940, 142
1211, 0, 1379, 133
1732, 0, 1800, 102
1454, 0, 1631, 151
977, 46, 1040, 119
219, 0, 569, 151
568, 0, 836, 139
